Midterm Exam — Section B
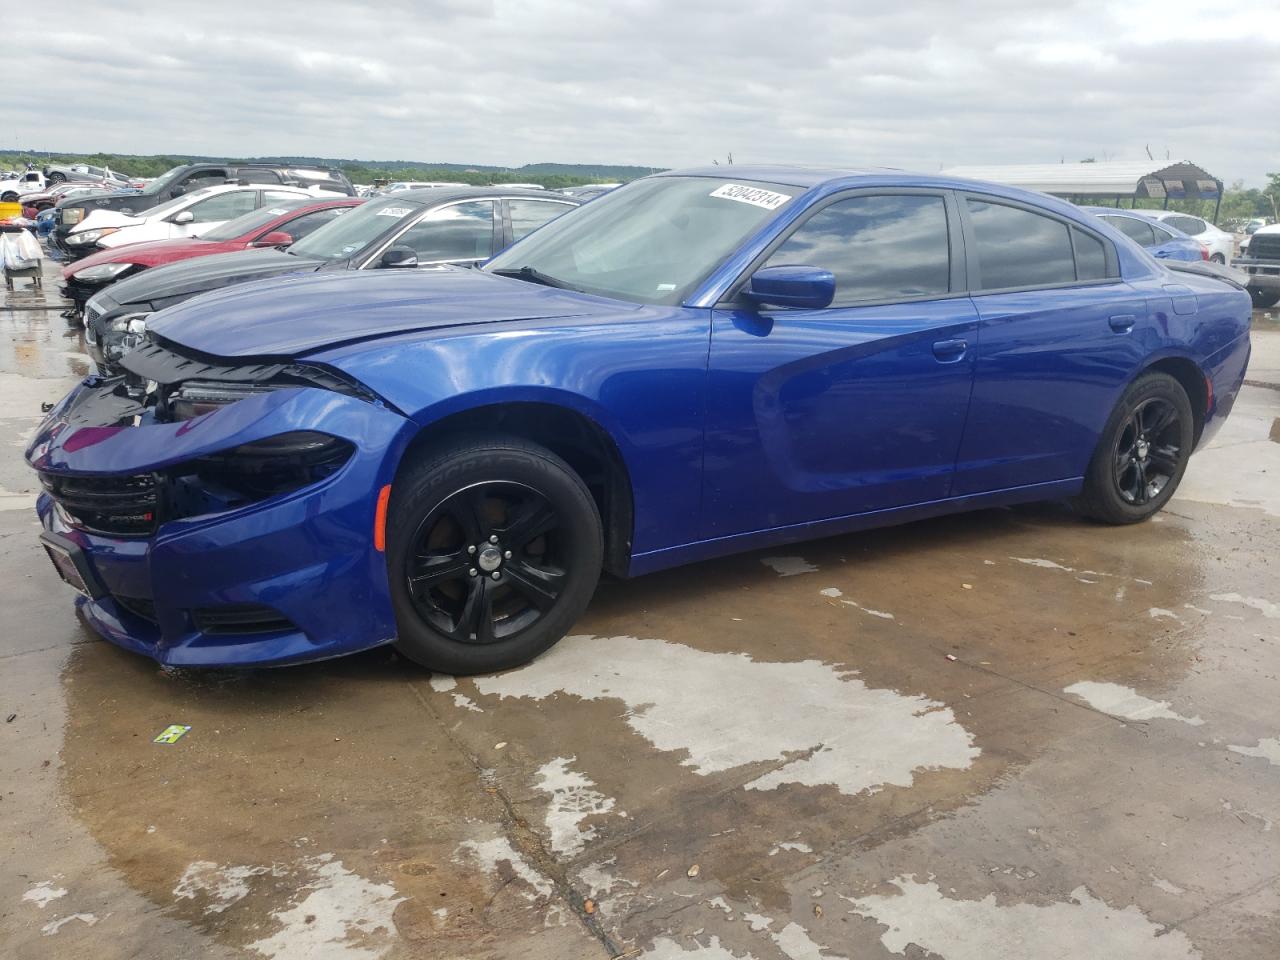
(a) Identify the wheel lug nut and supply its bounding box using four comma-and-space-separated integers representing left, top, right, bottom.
468, 568, 477, 577
489, 534, 499, 544
504, 550, 512, 559
491, 572, 500, 580
467, 545, 476, 554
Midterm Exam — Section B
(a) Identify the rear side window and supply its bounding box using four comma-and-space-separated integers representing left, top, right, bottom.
967, 199, 1075, 289
1150, 223, 1178, 244
1102, 215, 1156, 247
764, 194, 950, 306
1072, 228, 1107, 280
1166, 215, 1204, 236
509, 199, 576, 242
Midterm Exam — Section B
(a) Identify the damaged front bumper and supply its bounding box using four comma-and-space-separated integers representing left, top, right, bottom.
27, 368, 416, 666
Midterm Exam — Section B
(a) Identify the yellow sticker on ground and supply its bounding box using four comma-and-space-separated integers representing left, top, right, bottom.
153, 724, 191, 744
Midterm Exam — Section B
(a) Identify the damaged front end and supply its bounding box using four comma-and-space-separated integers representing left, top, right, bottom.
27, 337, 416, 667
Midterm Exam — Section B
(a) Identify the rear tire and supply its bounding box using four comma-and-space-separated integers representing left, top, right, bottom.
1078, 372, 1193, 524
387, 436, 602, 675
47, 172, 66, 184
0, 191, 18, 203
1210, 253, 1225, 265
1250, 289, 1280, 309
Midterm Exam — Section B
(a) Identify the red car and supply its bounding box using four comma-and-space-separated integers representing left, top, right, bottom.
61, 197, 362, 313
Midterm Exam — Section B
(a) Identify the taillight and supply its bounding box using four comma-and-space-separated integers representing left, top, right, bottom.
1200, 245, 1210, 261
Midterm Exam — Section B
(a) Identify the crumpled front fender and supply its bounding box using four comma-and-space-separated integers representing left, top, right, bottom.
26, 378, 411, 476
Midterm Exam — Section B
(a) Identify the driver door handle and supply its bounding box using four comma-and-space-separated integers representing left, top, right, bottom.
932, 338, 968, 363
1109, 314, 1136, 333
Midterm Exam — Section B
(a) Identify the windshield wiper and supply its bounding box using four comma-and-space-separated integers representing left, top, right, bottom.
490, 266, 576, 290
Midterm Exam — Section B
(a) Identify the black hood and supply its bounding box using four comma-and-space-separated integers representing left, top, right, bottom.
93, 249, 329, 314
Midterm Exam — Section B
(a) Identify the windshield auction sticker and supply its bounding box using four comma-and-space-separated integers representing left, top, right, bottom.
709, 183, 791, 210
377, 206, 413, 217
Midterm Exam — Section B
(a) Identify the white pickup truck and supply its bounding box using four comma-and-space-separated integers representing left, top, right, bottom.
0, 170, 47, 203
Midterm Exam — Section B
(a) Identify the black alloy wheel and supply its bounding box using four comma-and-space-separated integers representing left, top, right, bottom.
1111, 398, 1181, 506
1078, 371, 1193, 524
405, 481, 569, 645
388, 436, 602, 674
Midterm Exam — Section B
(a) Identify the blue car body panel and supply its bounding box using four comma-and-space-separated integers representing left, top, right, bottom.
26, 167, 1253, 666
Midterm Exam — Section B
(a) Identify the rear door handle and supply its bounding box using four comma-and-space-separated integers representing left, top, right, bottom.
932, 338, 968, 363
1109, 314, 1136, 333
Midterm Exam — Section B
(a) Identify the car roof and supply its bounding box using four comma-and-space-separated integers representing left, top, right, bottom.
657, 165, 903, 188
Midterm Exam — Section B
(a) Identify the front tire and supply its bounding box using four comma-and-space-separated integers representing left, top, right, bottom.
1078, 372, 1193, 524
1250, 288, 1280, 309
387, 436, 603, 674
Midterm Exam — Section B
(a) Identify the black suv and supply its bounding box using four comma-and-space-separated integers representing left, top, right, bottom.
52, 162, 356, 258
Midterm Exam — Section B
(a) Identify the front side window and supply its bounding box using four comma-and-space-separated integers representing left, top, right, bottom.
394, 200, 496, 262
1102, 215, 1156, 247
763, 194, 950, 306
509, 199, 576, 242
185, 190, 259, 224
967, 199, 1076, 289
288, 197, 426, 261
485, 176, 800, 305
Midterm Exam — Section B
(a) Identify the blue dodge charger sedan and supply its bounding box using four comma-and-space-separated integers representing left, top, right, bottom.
27, 167, 1252, 673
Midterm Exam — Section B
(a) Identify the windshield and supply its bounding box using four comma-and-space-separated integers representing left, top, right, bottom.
484, 176, 800, 305
287, 196, 425, 260
200, 200, 308, 241
140, 166, 186, 196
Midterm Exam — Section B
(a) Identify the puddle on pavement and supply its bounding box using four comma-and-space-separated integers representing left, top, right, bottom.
54, 501, 1223, 955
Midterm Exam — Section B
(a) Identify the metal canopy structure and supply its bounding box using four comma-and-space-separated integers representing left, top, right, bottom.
941, 160, 1224, 221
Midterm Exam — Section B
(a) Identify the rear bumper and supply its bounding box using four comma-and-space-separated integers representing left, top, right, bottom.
30, 381, 417, 667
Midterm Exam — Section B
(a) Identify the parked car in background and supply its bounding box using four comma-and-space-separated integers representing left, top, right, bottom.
62, 197, 362, 315
29, 168, 1251, 672
1234, 223, 1280, 308
0, 170, 46, 201
1137, 210, 1234, 264
1085, 207, 1207, 261
1239, 218, 1271, 256
43, 163, 133, 187
18, 183, 123, 213
62, 184, 334, 258
51, 162, 356, 255
378, 181, 469, 195
82, 187, 580, 371
560, 184, 621, 200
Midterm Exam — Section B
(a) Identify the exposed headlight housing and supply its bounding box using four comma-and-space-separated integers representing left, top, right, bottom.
175, 431, 355, 507
73, 262, 135, 282
101, 312, 151, 362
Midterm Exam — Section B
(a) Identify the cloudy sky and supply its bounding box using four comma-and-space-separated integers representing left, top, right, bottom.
13, 0, 1280, 185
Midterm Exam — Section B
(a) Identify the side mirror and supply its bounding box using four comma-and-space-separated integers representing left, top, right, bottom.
172, 210, 195, 225
254, 231, 294, 247
743, 264, 835, 310
380, 245, 418, 269
170, 186, 186, 198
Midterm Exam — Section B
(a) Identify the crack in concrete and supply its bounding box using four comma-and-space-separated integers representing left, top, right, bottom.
405, 679, 623, 957
1156, 870, 1280, 936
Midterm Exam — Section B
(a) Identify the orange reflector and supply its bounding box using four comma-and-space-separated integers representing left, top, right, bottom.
373, 484, 392, 552
1204, 374, 1213, 413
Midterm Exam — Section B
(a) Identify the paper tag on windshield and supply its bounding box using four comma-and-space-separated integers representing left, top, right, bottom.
709, 184, 791, 210
377, 206, 412, 217
266, 208, 289, 215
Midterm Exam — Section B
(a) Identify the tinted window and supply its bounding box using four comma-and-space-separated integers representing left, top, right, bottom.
1150, 223, 1177, 244
764, 195, 950, 305
180, 169, 228, 193
1166, 215, 1204, 236
510, 199, 576, 241
185, 190, 259, 224
967, 199, 1075, 289
395, 200, 495, 262
280, 207, 350, 242
1102, 215, 1156, 247
1072, 228, 1107, 280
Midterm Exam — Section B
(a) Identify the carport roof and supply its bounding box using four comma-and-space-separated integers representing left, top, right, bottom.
940, 160, 1222, 200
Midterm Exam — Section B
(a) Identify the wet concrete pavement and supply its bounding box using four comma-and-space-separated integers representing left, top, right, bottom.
2, 262, 1278, 959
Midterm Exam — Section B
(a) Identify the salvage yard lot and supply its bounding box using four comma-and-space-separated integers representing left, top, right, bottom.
2, 293, 1279, 959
